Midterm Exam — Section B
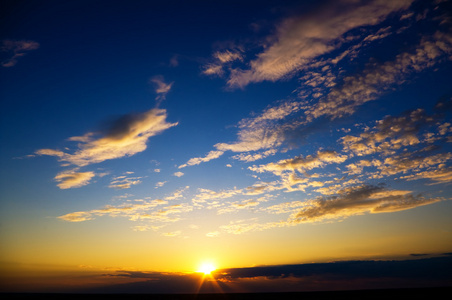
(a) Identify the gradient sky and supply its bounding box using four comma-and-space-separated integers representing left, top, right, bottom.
1, 0, 452, 293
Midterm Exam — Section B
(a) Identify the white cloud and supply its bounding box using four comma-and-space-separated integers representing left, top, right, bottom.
206, 231, 220, 237
155, 181, 167, 188
173, 171, 184, 177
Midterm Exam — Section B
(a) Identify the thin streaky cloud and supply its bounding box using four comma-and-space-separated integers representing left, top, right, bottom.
150, 75, 174, 104
1, 39, 39, 67
178, 150, 224, 168
226, 0, 413, 88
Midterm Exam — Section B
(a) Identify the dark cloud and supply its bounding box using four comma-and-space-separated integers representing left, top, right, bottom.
219, 256, 452, 281
78, 256, 452, 294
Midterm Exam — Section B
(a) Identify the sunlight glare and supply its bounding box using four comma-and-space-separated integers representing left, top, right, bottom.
197, 262, 216, 275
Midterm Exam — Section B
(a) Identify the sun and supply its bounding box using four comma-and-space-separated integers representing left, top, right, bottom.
197, 262, 216, 275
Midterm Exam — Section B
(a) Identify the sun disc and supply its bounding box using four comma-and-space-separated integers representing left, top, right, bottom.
197, 262, 216, 274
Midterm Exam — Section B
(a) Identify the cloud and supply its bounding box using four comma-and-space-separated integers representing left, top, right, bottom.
173, 171, 184, 177
109, 174, 143, 189
290, 184, 441, 223
220, 184, 442, 235
304, 31, 452, 121
250, 150, 348, 175
374, 151, 452, 181
178, 150, 224, 168
206, 231, 220, 237
339, 107, 452, 183
181, 103, 304, 168
217, 198, 262, 215
1, 39, 39, 67
164, 186, 189, 201
210, 256, 452, 293
227, 0, 413, 88
57, 199, 195, 225
155, 181, 167, 188
161, 231, 181, 237
341, 108, 436, 156
54, 170, 95, 189
36, 108, 178, 167
202, 48, 243, 77
149, 75, 173, 101
232, 149, 278, 162
11, 256, 450, 294
401, 167, 452, 184
215, 101, 305, 153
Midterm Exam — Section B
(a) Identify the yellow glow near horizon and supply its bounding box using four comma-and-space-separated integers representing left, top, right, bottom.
197, 262, 216, 275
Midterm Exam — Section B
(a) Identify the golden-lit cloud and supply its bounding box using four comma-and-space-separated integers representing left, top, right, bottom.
109, 173, 143, 189
58, 198, 194, 224
400, 167, 452, 184
36, 108, 177, 167
54, 170, 95, 189
232, 149, 278, 162
250, 150, 347, 175
178, 150, 224, 168
290, 185, 442, 223
220, 185, 442, 235
164, 186, 190, 201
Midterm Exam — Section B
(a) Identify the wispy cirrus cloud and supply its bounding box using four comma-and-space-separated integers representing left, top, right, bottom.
150, 75, 173, 104
202, 47, 244, 77
57, 198, 194, 225
226, 0, 413, 88
109, 173, 143, 189
1, 39, 39, 67
179, 101, 306, 168
178, 150, 224, 168
215, 101, 306, 153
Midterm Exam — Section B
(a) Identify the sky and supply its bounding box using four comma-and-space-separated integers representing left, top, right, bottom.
1, 0, 452, 294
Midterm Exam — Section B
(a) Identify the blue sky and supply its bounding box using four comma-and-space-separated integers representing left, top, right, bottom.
1, 0, 452, 293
